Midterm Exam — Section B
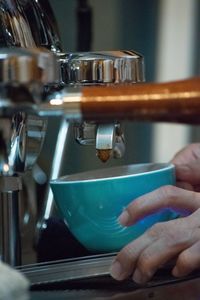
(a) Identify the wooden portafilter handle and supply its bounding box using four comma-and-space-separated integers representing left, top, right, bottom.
80, 77, 200, 124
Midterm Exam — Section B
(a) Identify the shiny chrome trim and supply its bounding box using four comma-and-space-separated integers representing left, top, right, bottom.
19, 253, 116, 286
61, 50, 145, 85
0, 0, 62, 51
0, 47, 59, 84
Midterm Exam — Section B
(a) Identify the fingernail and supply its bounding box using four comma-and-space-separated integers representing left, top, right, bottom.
110, 260, 124, 280
118, 210, 130, 226
133, 269, 143, 283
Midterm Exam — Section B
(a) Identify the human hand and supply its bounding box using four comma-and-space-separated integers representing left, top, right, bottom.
110, 187, 200, 283
171, 143, 200, 191
110, 143, 200, 284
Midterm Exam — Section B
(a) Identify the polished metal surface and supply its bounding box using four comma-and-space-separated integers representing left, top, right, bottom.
0, 47, 58, 175
0, 0, 63, 267
36, 119, 70, 228
74, 122, 125, 156
0, 0, 62, 51
64, 50, 144, 161
0, 46, 58, 266
96, 123, 125, 161
61, 50, 144, 84
18, 253, 180, 287
19, 253, 200, 300
0, 47, 58, 85
8, 114, 47, 174
20, 253, 116, 286
40, 88, 82, 118
74, 121, 96, 145
0, 176, 22, 266
0, 48, 59, 113
62, 50, 144, 160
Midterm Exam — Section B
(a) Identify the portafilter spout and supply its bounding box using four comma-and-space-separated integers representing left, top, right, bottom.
60, 50, 145, 162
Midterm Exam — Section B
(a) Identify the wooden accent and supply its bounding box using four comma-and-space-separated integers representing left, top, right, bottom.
80, 77, 200, 124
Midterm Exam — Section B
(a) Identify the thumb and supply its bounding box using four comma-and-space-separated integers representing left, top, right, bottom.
175, 161, 200, 185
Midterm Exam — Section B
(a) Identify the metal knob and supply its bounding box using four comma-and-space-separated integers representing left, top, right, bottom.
0, 47, 58, 85
60, 50, 144, 85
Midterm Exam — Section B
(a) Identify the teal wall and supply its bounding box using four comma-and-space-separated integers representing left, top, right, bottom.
49, 0, 159, 81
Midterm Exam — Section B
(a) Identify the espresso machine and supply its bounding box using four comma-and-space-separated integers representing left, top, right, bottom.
1, 0, 200, 297
0, 0, 146, 267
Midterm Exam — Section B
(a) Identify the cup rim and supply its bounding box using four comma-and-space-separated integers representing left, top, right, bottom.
50, 162, 174, 185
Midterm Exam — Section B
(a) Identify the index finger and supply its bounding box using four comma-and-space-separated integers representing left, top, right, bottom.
118, 185, 200, 227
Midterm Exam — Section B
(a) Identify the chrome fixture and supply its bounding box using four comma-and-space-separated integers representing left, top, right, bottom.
96, 123, 125, 162
0, 46, 59, 266
0, 0, 61, 51
0, 0, 66, 263
0, 0, 62, 266
60, 51, 144, 84
61, 50, 144, 161
0, 47, 59, 173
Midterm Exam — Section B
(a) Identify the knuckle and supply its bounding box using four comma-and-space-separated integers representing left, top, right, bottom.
146, 222, 164, 239
137, 250, 153, 275
147, 222, 178, 247
117, 243, 137, 265
126, 201, 139, 216
159, 185, 177, 201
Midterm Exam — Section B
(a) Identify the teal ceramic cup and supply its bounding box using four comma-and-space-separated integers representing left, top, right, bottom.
50, 163, 177, 253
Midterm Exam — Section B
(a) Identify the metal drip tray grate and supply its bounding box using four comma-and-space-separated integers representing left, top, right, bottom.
18, 253, 116, 288
18, 253, 200, 299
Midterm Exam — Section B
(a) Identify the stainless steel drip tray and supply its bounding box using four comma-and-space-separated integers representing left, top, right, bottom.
18, 253, 200, 299
19, 253, 117, 288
